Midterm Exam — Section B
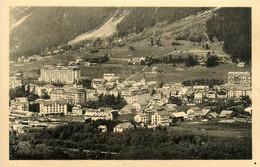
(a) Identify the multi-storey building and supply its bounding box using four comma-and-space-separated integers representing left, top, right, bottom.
91, 78, 105, 89
38, 65, 80, 84
10, 97, 29, 111
226, 85, 252, 98
9, 73, 23, 89
84, 109, 113, 121
39, 100, 68, 115
151, 111, 170, 126
228, 72, 251, 85
50, 89, 66, 100
121, 89, 150, 104
50, 85, 86, 104
134, 113, 150, 124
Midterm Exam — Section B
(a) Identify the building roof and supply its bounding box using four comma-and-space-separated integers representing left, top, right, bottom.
220, 110, 233, 116
122, 104, 136, 110
41, 100, 67, 106
209, 112, 218, 118
50, 89, 66, 94
156, 110, 169, 116
217, 91, 227, 95
200, 109, 210, 116
189, 107, 201, 111
169, 112, 187, 118
116, 122, 134, 129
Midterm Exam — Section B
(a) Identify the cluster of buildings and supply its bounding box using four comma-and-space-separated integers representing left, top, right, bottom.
9, 61, 252, 134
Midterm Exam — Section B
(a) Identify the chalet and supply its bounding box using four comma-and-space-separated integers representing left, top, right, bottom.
121, 104, 136, 114
244, 107, 252, 114
113, 122, 134, 132
150, 97, 168, 106
91, 78, 105, 89
152, 67, 160, 73
186, 107, 201, 119
195, 109, 210, 118
72, 104, 83, 115
206, 90, 216, 99
237, 62, 245, 67
206, 112, 219, 119
219, 110, 233, 118
169, 112, 188, 123
98, 125, 107, 132
132, 100, 148, 111
217, 90, 227, 98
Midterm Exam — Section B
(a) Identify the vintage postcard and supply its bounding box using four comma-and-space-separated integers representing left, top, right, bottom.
1, 0, 260, 167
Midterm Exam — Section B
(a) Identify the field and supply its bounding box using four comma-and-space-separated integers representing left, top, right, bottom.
131, 64, 251, 83
167, 121, 251, 138
10, 39, 250, 82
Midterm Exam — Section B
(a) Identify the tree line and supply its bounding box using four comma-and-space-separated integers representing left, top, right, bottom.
10, 120, 251, 159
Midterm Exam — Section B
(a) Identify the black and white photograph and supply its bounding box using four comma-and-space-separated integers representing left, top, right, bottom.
1, 2, 260, 165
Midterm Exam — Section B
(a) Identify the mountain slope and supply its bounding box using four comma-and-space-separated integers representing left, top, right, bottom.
10, 7, 117, 60
68, 10, 130, 45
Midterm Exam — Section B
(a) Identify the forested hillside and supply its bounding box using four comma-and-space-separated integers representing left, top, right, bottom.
206, 8, 251, 63
9, 7, 209, 60
10, 7, 251, 63
117, 7, 209, 37
10, 7, 117, 60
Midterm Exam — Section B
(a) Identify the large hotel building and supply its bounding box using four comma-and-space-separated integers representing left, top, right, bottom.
38, 65, 81, 84
228, 72, 251, 85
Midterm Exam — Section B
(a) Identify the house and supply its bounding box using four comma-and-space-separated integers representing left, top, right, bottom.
85, 62, 92, 66
152, 67, 160, 73
206, 112, 218, 119
169, 111, 188, 123
219, 110, 233, 118
217, 90, 227, 98
134, 113, 149, 124
186, 107, 201, 119
104, 82, 116, 89
103, 73, 120, 82
151, 111, 170, 126
194, 90, 203, 103
237, 62, 245, 67
121, 104, 136, 114
98, 125, 107, 132
206, 90, 216, 99
193, 85, 209, 91
113, 122, 134, 132
244, 107, 252, 114
72, 104, 83, 115
91, 78, 105, 89
195, 109, 210, 118
150, 97, 168, 106
132, 100, 148, 111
